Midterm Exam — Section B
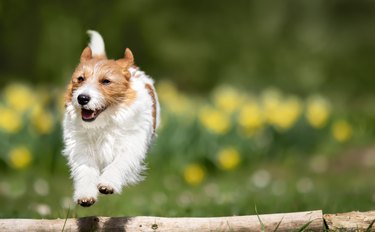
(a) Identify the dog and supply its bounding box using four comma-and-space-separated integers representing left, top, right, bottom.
63, 30, 160, 207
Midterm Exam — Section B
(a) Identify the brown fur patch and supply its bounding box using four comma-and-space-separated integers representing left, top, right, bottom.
145, 84, 157, 132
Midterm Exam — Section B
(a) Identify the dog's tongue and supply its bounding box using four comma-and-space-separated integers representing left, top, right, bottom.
81, 109, 95, 120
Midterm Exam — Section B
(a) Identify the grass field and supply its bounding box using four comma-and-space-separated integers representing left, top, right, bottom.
0, 82, 374, 219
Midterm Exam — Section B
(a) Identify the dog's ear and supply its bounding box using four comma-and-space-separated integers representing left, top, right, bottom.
124, 48, 134, 65
116, 48, 135, 80
116, 48, 134, 67
80, 47, 92, 62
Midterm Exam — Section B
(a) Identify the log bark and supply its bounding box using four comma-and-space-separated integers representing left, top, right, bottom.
324, 210, 375, 231
0, 210, 322, 232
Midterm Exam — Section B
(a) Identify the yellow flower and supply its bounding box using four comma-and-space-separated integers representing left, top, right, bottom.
199, 106, 231, 134
157, 80, 179, 102
332, 120, 352, 142
261, 87, 282, 124
271, 96, 302, 131
212, 85, 243, 115
261, 88, 302, 131
3, 83, 35, 113
306, 95, 331, 128
157, 80, 194, 119
183, 164, 205, 185
31, 105, 54, 134
0, 106, 22, 133
8, 146, 32, 169
238, 101, 263, 135
217, 147, 241, 170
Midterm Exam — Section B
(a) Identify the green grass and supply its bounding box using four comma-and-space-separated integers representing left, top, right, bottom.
61, 207, 70, 232
0, 146, 374, 219
255, 204, 265, 231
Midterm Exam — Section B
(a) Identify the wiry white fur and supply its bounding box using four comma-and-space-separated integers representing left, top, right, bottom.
87, 30, 106, 57
63, 32, 159, 205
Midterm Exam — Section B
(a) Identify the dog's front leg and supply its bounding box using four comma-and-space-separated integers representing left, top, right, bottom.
70, 160, 100, 207
98, 135, 148, 195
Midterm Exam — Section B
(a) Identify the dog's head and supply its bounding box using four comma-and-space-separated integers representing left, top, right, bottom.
65, 32, 136, 127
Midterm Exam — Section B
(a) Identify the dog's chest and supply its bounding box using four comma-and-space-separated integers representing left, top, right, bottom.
83, 130, 122, 170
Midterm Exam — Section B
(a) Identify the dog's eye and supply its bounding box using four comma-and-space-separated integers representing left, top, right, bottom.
101, 79, 111, 85
77, 76, 85, 82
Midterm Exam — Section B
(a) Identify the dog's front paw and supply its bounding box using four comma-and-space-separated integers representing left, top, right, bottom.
98, 184, 114, 194
77, 197, 96, 207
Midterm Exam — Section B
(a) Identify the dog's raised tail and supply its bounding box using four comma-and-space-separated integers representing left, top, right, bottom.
87, 30, 106, 58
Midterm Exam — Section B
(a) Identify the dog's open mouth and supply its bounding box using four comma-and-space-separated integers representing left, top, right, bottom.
81, 108, 105, 122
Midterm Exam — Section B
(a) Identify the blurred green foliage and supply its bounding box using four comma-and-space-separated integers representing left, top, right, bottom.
1, 1, 375, 97
0, 0, 374, 219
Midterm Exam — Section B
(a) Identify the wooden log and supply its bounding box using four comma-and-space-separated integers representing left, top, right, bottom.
0, 210, 322, 232
324, 210, 375, 231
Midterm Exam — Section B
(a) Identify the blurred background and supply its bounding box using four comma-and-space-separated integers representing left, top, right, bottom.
0, 0, 375, 218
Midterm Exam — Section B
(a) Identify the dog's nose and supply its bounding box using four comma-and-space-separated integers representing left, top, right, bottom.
77, 94, 91, 105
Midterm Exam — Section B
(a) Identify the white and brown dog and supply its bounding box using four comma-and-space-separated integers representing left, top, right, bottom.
63, 30, 160, 207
